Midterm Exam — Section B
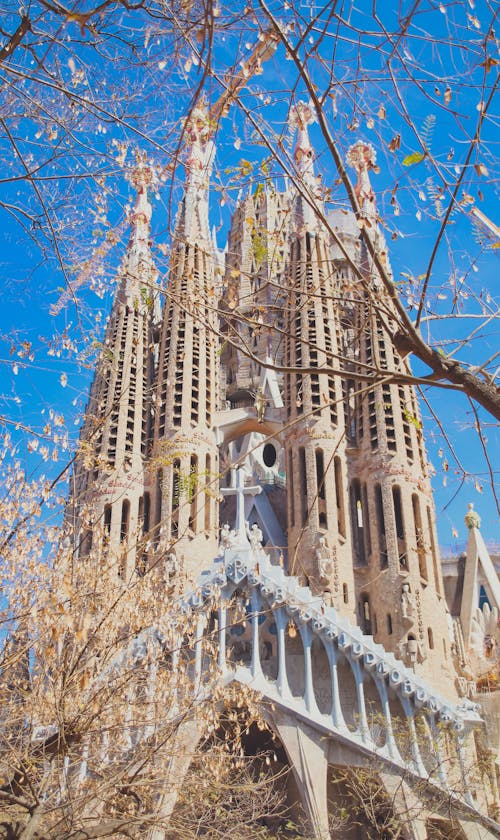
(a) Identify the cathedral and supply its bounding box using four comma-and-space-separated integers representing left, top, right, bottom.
67, 97, 500, 838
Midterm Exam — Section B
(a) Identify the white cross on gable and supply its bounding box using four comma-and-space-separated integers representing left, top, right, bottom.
220, 468, 262, 543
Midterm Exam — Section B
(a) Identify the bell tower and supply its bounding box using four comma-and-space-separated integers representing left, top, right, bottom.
284, 103, 356, 619
151, 101, 220, 584
69, 156, 157, 579
341, 141, 454, 687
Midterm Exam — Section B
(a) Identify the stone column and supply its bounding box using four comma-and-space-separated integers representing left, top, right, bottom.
274, 712, 331, 840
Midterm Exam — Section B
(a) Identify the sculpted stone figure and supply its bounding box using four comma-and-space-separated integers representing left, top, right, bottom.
254, 387, 267, 423
165, 551, 178, 585
401, 582, 415, 620
315, 535, 333, 585
247, 521, 263, 550
219, 522, 234, 554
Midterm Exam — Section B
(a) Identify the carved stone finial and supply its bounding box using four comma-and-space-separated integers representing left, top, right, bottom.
465, 502, 481, 530
128, 149, 154, 191
184, 98, 213, 189
289, 100, 316, 175
346, 141, 377, 217
126, 150, 155, 226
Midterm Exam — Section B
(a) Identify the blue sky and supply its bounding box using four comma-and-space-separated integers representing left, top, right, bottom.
0, 0, 498, 549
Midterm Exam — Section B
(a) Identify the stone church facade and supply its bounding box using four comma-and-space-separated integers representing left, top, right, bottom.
68, 101, 500, 838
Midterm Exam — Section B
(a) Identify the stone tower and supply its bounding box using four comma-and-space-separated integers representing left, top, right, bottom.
338, 141, 454, 688
283, 103, 356, 619
69, 157, 156, 579
151, 101, 220, 584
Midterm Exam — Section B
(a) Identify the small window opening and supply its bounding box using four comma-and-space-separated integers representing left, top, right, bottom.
263, 443, 277, 468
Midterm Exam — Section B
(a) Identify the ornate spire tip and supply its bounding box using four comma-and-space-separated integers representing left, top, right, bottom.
127, 149, 155, 193
464, 502, 481, 530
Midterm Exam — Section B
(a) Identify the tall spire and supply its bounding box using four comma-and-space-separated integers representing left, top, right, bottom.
289, 101, 321, 231
290, 100, 316, 187
346, 140, 391, 282
461, 503, 500, 648
122, 152, 157, 307
346, 140, 378, 221
127, 152, 154, 249
68, 150, 157, 577
182, 98, 214, 243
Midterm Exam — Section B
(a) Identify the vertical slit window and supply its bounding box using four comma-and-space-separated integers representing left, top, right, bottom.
361, 595, 371, 634
143, 492, 150, 536
288, 450, 295, 528
205, 454, 211, 531
80, 530, 92, 558
427, 506, 440, 594
334, 456, 346, 538
171, 459, 180, 538
315, 449, 325, 500
412, 494, 427, 580
299, 447, 307, 526
104, 504, 112, 537
120, 499, 130, 543
375, 484, 387, 569
362, 483, 371, 556
392, 486, 407, 569
189, 455, 198, 532
350, 479, 366, 566
136, 496, 146, 576
154, 470, 162, 548
345, 379, 356, 444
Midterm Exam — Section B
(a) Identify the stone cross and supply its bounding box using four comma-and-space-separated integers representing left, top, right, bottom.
220, 468, 262, 544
